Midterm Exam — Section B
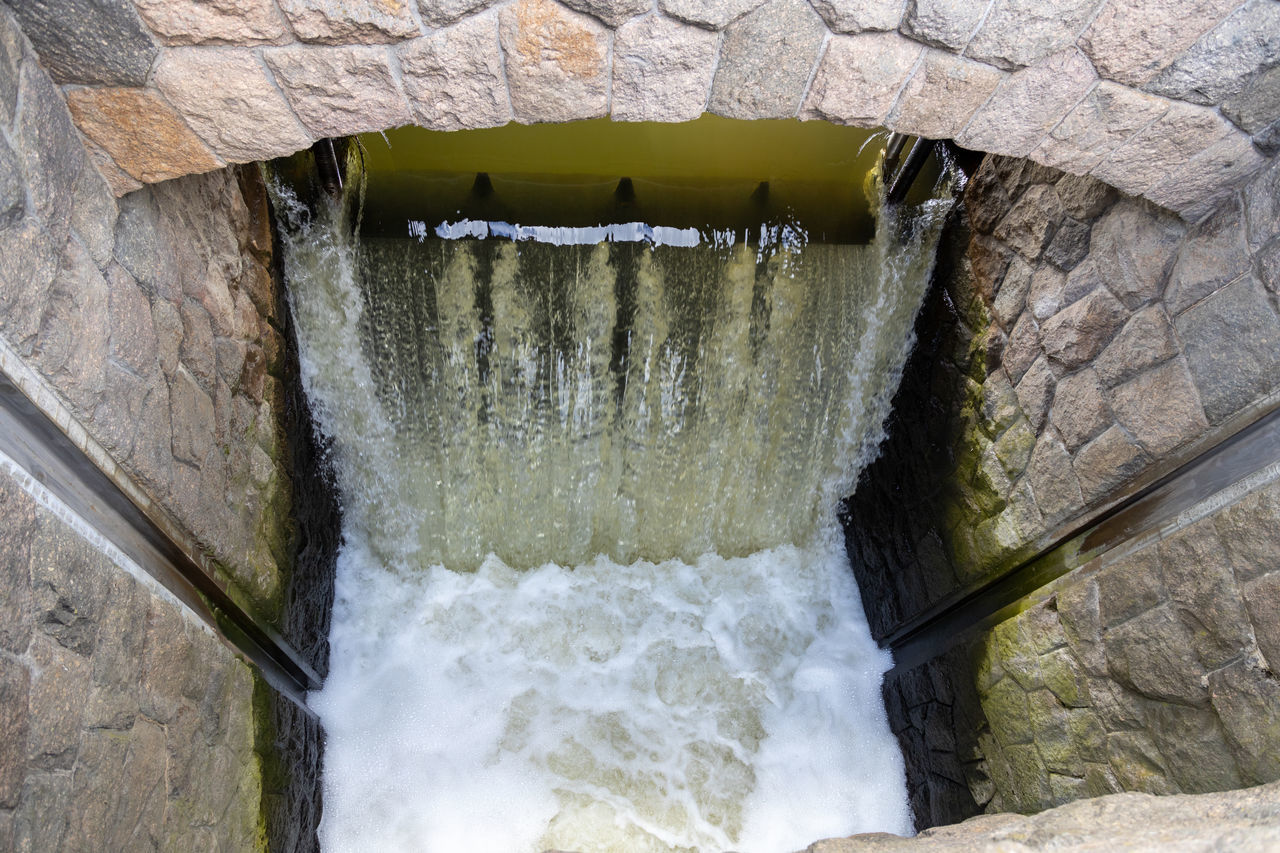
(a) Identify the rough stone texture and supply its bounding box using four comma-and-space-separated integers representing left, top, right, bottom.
710, 0, 828, 120
810, 0, 904, 34
7, 0, 157, 86
264, 45, 412, 137
1145, 0, 1280, 108
558, 0, 649, 28
0, 473, 266, 851
277, 0, 422, 43
1033, 82, 1171, 174
965, 0, 1100, 71
803, 32, 922, 127
900, 0, 985, 52
1092, 100, 1237, 198
659, 0, 765, 30
154, 49, 314, 164
612, 15, 719, 123
132, 0, 291, 45
959, 49, 1098, 158
417, 0, 497, 27
1080, 0, 1241, 87
1223, 64, 1280, 139
498, 0, 609, 124
65, 87, 222, 185
397, 14, 511, 130
888, 50, 1002, 140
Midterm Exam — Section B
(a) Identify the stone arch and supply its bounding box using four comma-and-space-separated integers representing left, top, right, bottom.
15, 0, 1275, 220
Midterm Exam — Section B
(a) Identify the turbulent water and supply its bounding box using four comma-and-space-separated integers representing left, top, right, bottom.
274, 170, 952, 852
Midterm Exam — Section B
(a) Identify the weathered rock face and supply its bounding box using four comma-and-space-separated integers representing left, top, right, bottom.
6, 0, 1272, 220
846, 149, 1280, 828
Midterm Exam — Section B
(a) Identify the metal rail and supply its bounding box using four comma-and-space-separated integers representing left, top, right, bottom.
0, 373, 320, 709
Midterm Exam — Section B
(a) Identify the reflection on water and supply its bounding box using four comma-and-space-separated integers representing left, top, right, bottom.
273, 157, 952, 852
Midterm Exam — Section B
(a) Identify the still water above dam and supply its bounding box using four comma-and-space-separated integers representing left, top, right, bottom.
271, 125, 953, 852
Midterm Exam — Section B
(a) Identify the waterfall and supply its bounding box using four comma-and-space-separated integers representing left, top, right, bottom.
272, 159, 953, 853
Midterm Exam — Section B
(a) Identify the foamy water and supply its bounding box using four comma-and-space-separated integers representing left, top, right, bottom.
273, 161, 952, 852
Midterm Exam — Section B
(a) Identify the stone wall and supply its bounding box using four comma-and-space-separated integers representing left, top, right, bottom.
0, 4, 292, 624
846, 150, 1280, 828
9, 0, 1277, 220
0, 468, 265, 851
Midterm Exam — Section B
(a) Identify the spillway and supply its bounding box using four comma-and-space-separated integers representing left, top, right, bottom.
271, 142, 953, 852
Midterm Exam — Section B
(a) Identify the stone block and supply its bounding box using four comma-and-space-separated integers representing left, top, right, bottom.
1002, 743, 1052, 812
983, 676, 1035, 747
1109, 358, 1208, 457
1056, 172, 1118, 221
417, 0, 499, 27
709, 0, 828, 120
132, 0, 290, 45
1091, 100, 1238, 198
1256, 239, 1280, 295
1043, 218, 1092, 272
1014, 355, 1055, 431
1080, 0, 1240, 87
8, 0, 157, 86
0, 656, 29, 808
889, 50, 1003, 141
1105, 731, 1177, 795
1214, 480, 1280, 584
901, 0, 986, 52
992, 419, 1035, 478
0, 217, 59, 352
1028, 434, 1084, 524
1223, 64, 1280, 138
1040, 287, 1127, 370
963, 158, 1012, 234
612, 16, 719, 123
0, 126, 20, 232
105, 264, 158, 376
558, 0, 649, 27
992, 257, 1032, 329
1176, 275, 1280, 424
1243, 573, 1280, 672
969, 232, 1014, 301
83, 571, 146, 731
1165, 199, 1250, 315
0, 7, 22, 125
498, 0, 609, 124
26, 636, 91, 770
139, 601, 196, 724
994, 185, 1063, 262
265, 45, 413, 137
659, 0, 766, 30
35, 239, 112, 415
1160, 517, 1254, 670
1033, 82, 1171, 175
1145, 0, 1280, 107
155, 49, 313, 164
398, 15, 511, 130
966, 0, 1099, 71
1093, 303, 1177, 388
1028, 687, 1078, 776
66, 720, 168, 851
1042, 647, 1089, 708
958, 49, 1097, 158
1049, 368, 1110, 452
277, 0, 421, 42
1087, 197, 1184, 309
1026, 265, 1067, 320
1096, 547, 1165, 628
16, 62, 84, 245
171, 368, 216, 467
68, 156, 117, 268
82, 140, 141, 198
11, 772, 72, 852
1104, 604, 1208, 704
67, 87, 222, 185
1073, 424, 1150, 503
1057, 576, 1106, 676
1145, 126, 1267, 222
1207, 656, 1280, 784
1003, 311, 1041, 384
1242, 156, 1280, 250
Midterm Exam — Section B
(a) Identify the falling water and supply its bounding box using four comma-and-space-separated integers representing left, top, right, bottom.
273, 159, 953, 853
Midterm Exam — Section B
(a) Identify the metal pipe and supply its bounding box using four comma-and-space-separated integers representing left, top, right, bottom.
886, 136, 936, 204
313, 138, 343, 196
882, 132, 908, 183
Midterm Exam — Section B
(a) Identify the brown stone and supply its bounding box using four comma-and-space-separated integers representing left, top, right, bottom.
265, 45, 412, 137
66, 88, 222, 185
1093, 303, 1177, 388
154, 48, 314, 164
1027, 434, 1084, 524
132, 0, 289, 45
0, 656, 29, 808
659, 0, 765, 30
1145, 126, 1266, 222
1039, 287, 1127, 370
1243, 573, 1280, 672
1096, 547, 1165, 629
1026, 265, 1067, 320
1208, 656, 1280, 784
1159, 517, 1254, 670
1214, 480, 1280, 584
991, 257, 1032, 330
498, 0, 609, 124
106, 264, 158, 376
1087, 197, 1185, 310
966, 0, 1099, 71
1144, 701, 1244, 794
1003, 311, 1041, 384
1092, 100, 1238, 198
612, 16, 719, 123
1105, 604, 1208, 704
1014, 355, 1055, 431
1073, 424, 1150, 504
417, 0, 499, 27
27, 636, 91, 770
1109, 358, 1208, 457
1055, 172, 1118, 221
398, 15, 511, 130
891, 50, 1004, 147
993, 185, 1063, 262
1080, 0, 1241, 87
1033, 81, 1172, 174
1049, 368, 1111, 452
